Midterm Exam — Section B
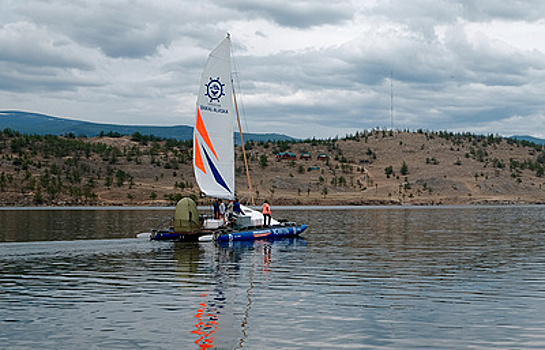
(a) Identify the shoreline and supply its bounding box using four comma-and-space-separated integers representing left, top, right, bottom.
1, 200, 544, 210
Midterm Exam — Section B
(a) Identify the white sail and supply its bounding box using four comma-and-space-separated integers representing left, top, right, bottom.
193, 36, 235, 200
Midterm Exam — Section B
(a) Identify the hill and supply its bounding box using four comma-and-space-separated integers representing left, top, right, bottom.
511, 135, 545, 145
0, 129, 544, 207
0, 110, 295, 143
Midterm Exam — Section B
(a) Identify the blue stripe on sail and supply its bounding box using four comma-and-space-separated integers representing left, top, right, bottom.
203, 148, 232, 194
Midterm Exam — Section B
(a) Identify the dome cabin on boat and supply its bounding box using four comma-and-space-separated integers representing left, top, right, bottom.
173, 197, 200, 232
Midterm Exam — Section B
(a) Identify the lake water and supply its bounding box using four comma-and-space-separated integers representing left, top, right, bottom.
1, 205, 545, 349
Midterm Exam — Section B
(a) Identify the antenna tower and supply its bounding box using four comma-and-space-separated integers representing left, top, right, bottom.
390, 71, 394, 130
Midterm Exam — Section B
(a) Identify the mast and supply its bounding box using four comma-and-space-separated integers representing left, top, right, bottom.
232, 82, 255, 206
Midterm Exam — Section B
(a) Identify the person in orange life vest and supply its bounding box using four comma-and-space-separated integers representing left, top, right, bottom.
262, 200, 271, 227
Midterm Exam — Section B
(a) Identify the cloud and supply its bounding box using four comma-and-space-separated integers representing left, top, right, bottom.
13, 0, 179, 59
222, 0, 355, 28
0, 22, 92, 69
1, 0, 545, 139
0, 21, 99, 92
460, 0, 545, 22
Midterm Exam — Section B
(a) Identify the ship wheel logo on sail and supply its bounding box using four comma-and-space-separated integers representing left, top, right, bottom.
205, 77, 225, 103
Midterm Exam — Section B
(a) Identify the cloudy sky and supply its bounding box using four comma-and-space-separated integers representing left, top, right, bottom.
1, 0, 545, 139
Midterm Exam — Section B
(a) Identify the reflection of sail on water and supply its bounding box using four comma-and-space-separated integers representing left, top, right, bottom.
174, 235, 305, 348
172, 243, 229, 349
192, 292, 223, 349
189, 241, 272, 349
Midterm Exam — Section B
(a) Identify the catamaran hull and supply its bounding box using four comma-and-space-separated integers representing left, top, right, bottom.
150, 231, 209, 242
216, 224, 308, 242
150, 224, 308, 242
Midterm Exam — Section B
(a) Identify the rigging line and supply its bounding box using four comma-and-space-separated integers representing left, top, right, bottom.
231, 41, 255, 205
233, 82, 255, 206
231, 54, 250, 136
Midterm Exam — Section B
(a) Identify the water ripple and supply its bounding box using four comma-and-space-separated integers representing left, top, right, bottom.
2, 206, 545, 349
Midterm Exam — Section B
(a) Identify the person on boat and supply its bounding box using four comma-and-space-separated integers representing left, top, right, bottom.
227, 200, 234, 218
213, 199, 219, 219
262, 199, 272, 227
233, 198, 244, 216
218, 199, 226, 221
228, 197, 244, 226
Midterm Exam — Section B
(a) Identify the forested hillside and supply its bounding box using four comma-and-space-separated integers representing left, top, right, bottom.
0, 128, 544, 206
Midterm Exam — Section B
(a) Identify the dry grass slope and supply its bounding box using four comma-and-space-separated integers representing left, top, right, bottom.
0, 129, 544, 206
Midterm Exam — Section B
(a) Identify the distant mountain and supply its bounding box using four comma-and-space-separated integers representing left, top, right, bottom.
510, 135, 545, 145
0, 110, 295, 143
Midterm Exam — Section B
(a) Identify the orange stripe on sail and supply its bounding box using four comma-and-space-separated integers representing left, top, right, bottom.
194, 134, 206, 173
196, 108, 219, 160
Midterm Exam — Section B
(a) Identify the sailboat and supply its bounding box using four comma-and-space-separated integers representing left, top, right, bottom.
151, 34, 307, 242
